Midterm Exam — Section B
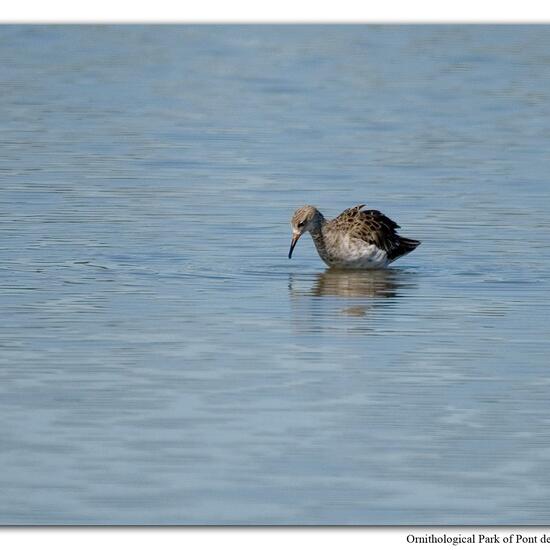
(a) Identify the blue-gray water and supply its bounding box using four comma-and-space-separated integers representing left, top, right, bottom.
1, 25, 550, 525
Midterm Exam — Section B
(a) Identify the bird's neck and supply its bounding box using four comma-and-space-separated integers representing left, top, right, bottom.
309, 216, 329, 259
309, 212, 326, 237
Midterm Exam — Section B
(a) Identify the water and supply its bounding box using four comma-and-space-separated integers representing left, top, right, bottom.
1, 24, 550, 525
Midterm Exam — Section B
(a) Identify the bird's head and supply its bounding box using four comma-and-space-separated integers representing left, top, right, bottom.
288, 205, 323, 259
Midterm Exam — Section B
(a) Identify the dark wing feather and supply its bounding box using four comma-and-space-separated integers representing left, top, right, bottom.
332, 205, 416, 260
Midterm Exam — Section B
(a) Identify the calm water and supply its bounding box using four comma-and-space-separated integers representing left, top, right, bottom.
1, 25, 550, 525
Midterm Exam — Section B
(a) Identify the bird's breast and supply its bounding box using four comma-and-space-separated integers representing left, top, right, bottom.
316, 232, 389, 269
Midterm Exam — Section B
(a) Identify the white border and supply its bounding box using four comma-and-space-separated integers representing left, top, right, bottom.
2, 527, 550, 550
2, 0, 550, 22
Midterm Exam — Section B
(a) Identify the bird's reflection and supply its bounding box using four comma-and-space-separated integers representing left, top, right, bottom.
311, 268, 401, 300
289, 268, 414, 330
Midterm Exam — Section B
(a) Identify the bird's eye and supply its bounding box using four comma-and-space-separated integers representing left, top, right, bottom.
298, 221, 305, 228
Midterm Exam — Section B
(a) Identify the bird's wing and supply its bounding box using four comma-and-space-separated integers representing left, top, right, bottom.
332, 205, 402, 254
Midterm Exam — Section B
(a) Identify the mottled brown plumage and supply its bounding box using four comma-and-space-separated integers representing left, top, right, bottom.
329, 204, 418, 261
289, 204, 420, 268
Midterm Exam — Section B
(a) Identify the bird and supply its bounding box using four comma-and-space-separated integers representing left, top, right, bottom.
288, 204, 420, 269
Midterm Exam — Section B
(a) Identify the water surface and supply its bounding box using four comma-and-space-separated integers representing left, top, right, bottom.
1, 25, 550, 524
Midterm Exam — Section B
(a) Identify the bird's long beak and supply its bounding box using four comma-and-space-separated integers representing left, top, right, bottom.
288, 233, 301, 259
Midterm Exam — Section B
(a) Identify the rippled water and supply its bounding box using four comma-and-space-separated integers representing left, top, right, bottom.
1, 25, 550, 525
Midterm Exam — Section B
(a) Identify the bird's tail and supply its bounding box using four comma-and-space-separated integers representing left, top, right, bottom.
389, 237, 421, 261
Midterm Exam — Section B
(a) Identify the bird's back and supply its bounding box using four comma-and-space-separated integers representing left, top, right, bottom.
326, 205, 420, 264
